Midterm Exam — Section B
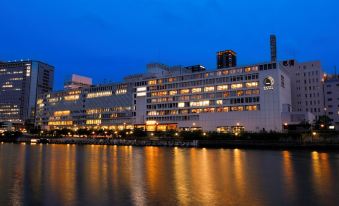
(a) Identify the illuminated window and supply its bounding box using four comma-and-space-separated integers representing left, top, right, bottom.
192, 88, 202, 93
136, 87, 147, 92
169, 90, 177, 95
236, 91, 244, 96
252, 89, 260, 95
48, 98, 59, 103
86, 119, 101, 125
116, 89, 127, 95
245, 90, 252, 95
204, 86, 215, 92
147, 111, 159, 116
180, 89, 190, 94
136, 92, 146, 97
48, 121, 73, 126
231, 83, 243, 89
190, 100, 209, 107
54, 110, 70, 116
178, 102, 185, 108
64, 95, 79, 101
86, 109, 101, 114
246, 82, 258, 88
217, 85, 228, 91
216, 100, 223, 105
245, 105, 258, 111
223, 92, 230, 97
231, 106, 244, 111
223, 107, 229, 112
87, 91, 112, 98
245, 67, 251, 72
148, 80, 157, 85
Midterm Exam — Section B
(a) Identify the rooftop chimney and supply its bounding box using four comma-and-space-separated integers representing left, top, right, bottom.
270, 35, 277, 62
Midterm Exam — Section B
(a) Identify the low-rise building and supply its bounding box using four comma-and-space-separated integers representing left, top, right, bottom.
36, 60, 315, 133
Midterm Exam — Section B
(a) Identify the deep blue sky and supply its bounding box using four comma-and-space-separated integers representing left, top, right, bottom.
1, 0, 338, 90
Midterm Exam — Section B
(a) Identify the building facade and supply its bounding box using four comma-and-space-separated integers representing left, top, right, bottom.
36, 82, 134, 130
0, 60, 54, 124
281, 60, 325, 119
217, 50, 237, 69
324, 76, 339, 129
135, 62, 292, 132
36, 60, 311, 133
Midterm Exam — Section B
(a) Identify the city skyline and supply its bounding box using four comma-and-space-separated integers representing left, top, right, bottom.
1, 0, 338, 90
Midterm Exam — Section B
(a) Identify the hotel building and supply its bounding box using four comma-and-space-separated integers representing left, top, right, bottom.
36, 60, 315, 133
0, 60, 54, 124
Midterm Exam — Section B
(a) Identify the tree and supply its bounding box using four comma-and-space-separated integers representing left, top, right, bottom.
313, 115, 332, 130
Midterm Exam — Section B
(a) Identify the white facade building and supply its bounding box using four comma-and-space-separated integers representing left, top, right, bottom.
282, 60, 325, 119
324, 76, 339, 130
36, 60, 319, 133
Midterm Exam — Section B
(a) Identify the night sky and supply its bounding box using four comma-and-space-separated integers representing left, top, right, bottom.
1, 0, 338, 90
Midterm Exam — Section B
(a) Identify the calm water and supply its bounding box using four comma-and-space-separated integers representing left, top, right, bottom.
0, 143, 339, 206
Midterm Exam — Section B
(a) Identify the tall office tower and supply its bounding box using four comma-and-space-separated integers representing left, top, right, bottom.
270, 35, 277, 62
324, 75, 339, 130
282, 60, 325, 119
217, 50, 237, 69
0, 60, 54, 124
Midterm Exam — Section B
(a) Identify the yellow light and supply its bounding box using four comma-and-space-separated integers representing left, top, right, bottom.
312, 132, 317, 136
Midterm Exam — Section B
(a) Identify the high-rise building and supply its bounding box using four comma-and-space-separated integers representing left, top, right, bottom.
270, 35, 277, 62
281, 60, 325, 119
0, 60, 54, 124
217, 50, 237, 69
324, 75, 339, 130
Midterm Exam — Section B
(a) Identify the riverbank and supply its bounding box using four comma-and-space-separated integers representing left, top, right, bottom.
2, 137, 339, 150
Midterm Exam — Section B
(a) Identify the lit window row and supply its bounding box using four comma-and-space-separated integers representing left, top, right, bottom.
190, 100, 209, 107
116, 89, 127, 95
54, 110, 71, 116
87, 91, 112, 98
86, 119, 101, 125
48, 121, 73, 126
64, 95, 79, 101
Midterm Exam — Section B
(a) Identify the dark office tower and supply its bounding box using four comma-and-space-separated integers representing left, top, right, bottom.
270, 34, 277, 62
0, 60, 54, 124
217, 50, 237, 69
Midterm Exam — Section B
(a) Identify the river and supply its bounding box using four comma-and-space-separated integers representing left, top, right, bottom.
0, 143, 339, 205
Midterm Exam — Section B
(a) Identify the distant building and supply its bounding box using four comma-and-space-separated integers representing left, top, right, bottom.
270, 35, 277, 62
0, 60, 54, 124
324, 75, 339, 129
184, 65, 206, 73
64, 74, 92, 90
282, 60, 325, 119
217, 50, 237, 69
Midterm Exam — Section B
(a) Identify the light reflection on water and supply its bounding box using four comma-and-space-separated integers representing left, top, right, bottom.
0, 144, 339, 206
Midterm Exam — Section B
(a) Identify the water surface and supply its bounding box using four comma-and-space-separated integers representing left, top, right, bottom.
0, 143, 339, 205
